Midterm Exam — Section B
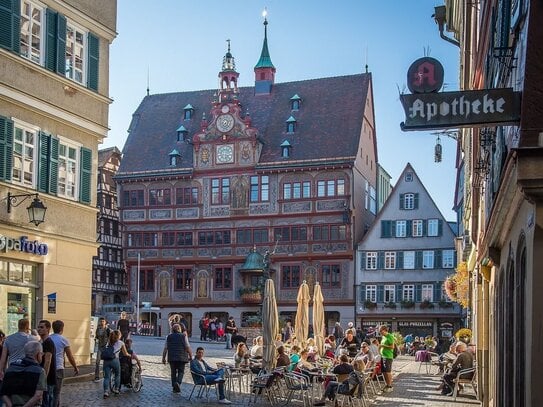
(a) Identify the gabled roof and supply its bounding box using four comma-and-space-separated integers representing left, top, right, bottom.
118, 73, 371, 175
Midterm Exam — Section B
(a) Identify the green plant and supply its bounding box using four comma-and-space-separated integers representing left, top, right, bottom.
364, 299, 377, 309
383, 301, 397, 309
400, 300, 415, 308
455, 328, 472, 343
392, 331, 404, 345
239, 286, 261, 296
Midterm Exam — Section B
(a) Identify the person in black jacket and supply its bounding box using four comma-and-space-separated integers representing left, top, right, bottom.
162, 324, 192, 393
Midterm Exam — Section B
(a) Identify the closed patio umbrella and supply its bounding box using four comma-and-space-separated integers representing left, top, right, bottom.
312, 281, 325, 356
295, 280, 310, 346
262, 278, 279, 372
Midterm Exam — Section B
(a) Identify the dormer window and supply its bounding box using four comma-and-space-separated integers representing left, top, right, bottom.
280, 140, 292, 158
286, 116, 296, 133
169, 149, 181, 166
183, 104, 194, 120
176, 125, 188, 142
290, 94, 302, 111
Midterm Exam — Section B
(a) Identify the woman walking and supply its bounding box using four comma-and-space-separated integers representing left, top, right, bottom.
103, 330, 129, 398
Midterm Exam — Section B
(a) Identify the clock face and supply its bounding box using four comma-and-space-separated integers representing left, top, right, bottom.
216, 114, 234, 133
216, 145, 234, 163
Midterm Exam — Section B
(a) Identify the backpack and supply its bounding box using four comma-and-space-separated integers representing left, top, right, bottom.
101, 345, 115, 360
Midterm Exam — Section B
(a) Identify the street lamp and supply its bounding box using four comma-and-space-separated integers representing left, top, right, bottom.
6, 192, 47, 226
136, 252, 141, 335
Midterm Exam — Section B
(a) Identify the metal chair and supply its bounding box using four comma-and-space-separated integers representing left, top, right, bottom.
249, 369, 282, 405
188, 369, 219, 402
283, 372, 312, 407
452, 366, 478, 401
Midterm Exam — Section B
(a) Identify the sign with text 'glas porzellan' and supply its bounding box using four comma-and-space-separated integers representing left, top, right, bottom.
400, 88, 521, 130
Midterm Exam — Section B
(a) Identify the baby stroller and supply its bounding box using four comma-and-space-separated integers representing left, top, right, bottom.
111, 354, 143, 393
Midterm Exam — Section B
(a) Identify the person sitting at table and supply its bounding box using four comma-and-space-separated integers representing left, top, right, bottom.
288, 345, 301, 371
440, 342, 474, 396
324, 343, 335, 360
326, 335, 337, 350
437, 343, 458, 374
233, 342, 248, 368
249, 336, 263, 359
314, 354, 354, 405
190, 347, 231, 404
338, 329, 360, 358
354, 342, 375, 370
296, 349, 315, 371
276, 345, 290, 368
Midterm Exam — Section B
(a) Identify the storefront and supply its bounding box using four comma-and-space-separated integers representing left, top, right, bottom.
397, 321, 433, 338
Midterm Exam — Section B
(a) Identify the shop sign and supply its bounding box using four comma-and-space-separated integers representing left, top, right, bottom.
0, 234, 48, 256
47, 292, 56, 314
361, 321, 390, 327
398, 321, 433, 327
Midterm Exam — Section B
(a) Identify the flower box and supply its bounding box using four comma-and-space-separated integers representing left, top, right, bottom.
241, 292, 262, 304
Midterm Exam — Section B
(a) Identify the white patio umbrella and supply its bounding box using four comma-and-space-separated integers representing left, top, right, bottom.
312, 282, 325, 356
295, 280, 310, 346
262, 278, 279, 371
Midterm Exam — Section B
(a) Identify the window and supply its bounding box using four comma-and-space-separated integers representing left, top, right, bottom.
384, 252, 396, 269
402, 284, 414, 301
421, 284, 433, 301
321, 264, 340, 288
139, 270, 154, 291
58, 140, 78, 199
250, 175, 269, 202
365, 252, 377, 269
405, 172, 413, 182
176, 187, 199, 205
313, 225, 346, 241
12, 123, 37, 187
20, 0, 44, 64
282, 265, 301, 289
214, 267, 232, 290
149, 188, 171, 206
281, 145, 290, 158
442, 250, 454, 268
175, 268, 192, 291
423, 250, 434, 269
176, 231, 193, 246
412, 219, 423, 237
211, 178, 230, 205
369, 185, 376, 214
143, 233, 158, 247
427, 219, 439, 236
274, 226, 307, 242
403, 251, 415, 269
396, 220, 407, 237
365, 285, 377, 302
198, 230, 231, 246
404, 193, 415, 209
384, 285, 395, 302
317, 179, 345, 197
236, 228, 269, 244
162, 232, 175, 246
65, 22, 86, 84
283, 181, 311, 200
123, 190, 144, 207
286, 122, 296, 133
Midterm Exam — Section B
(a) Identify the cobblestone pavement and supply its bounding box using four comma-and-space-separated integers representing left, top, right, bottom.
60, 338, 481, 407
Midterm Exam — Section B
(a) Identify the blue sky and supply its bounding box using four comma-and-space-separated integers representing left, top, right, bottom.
106, 0, 460, 220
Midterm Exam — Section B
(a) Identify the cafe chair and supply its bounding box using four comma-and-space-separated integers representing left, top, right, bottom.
188, 369, 219, 402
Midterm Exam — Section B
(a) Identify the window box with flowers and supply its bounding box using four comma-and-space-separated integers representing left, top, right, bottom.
419, 299, 435, 309
364, 299, 377, 310
239, 286, 262, 304
400, 300, 415, 309
383, 301, 397, 309
438, 299, 454, 308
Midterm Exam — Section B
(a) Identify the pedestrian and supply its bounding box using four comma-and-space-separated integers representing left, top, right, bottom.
209, 317, 217, 341
225, 316, 237, 349
102, 330, 130, 398
378, 324, 395, 393
36, 320, 56, 407
162, 323, 192, 393
0, 341, 46, 407
116, 312, 130, 342
94, 317, 111, 382
190, 347, 231, 404
50, 320, 79, 407
0, 319, 31, 381
282, 320, 293, 343
217, 320, 225, 342
332, 322, 344, 341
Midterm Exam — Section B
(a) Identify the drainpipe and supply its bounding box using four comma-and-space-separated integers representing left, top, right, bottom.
433, 5, 460, 48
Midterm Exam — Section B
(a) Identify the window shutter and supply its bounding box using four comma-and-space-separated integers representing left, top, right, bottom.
453, 251, 457, 267
435, 250, 442, 268
434, 283, 442, 302
438, 219, 443, 236
361, 252, 366, 270
399, 193, 405, 209
381, 220, 391, 238
406, 220, 412, 237
396, 285, 402, 302
79, 147, 92, 203
359, 285, 366, 302
377, 252, 384, 269
422, 220, 428, 236
397, 251, 404, 269
0, 0, 20, 53
45, 9, 57, 71
415, 284, 422, 302
38, 132, 50, 192
0, 116, 14, 181
87, 32, 99, 91
56, 13, 66, 74
414, 193, 419, 209
415, 251, 423, 269
391, 221, 396, 237
377, 285, 384, 302
48, 137, 58, 195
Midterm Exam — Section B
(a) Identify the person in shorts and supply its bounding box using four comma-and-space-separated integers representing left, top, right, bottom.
378, 325, 395, 393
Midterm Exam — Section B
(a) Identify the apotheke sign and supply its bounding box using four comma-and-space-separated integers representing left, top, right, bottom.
0, 234, 48, 256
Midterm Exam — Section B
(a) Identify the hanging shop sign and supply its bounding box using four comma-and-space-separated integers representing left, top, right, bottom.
0, 234, 48, 256
400, 57, 521, 131
47, 292, 57, 314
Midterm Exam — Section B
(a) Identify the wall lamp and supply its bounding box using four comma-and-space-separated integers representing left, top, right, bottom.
7, 192, 47, 226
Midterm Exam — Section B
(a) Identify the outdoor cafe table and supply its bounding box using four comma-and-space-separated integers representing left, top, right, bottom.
304, 369, 338, 400
226, 365, 253, 398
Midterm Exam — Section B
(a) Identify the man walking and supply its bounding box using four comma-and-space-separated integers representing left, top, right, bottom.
36, 320, 56, 407
50, 320, 78, 407
378, 324, 395, 393
116, 312, 130, 342
94, 317, 110, 382
162, 324, 192, 393
225, 316, 236, 349
0, 319, 31, 381
0, 341, 47, 407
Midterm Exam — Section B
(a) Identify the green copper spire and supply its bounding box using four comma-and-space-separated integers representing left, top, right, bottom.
254, 11, 275, 69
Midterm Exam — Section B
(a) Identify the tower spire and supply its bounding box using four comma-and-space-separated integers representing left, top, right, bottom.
254, 8, 276, 95
218, 39, 239, 102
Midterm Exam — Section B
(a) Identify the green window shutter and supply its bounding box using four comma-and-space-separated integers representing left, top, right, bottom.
415, 251, 423, 269
56, 13, 66, 74
406, 220, 412, 237
377, 252, 385, 269
87, 32, 99, 91
438, 219, 443, 236
359, 285, 366, 302
399, 193, 405, 209
434, 283, 441, 302
422, 220, 428, 236
0, 0, 20, 53
397, 251, 404, 269
391, 221, 396, 237
414, 193, 419, 209
361, 252, 366, 271
415, 284, 422, 302
79, 146, 92, 203
396, 285, 402, 302
381, 220, 390, 238
0, 115, 14, 181
38, 132, 50, 191
48, 136, 58, 194
377, 285, 384, 302
435, 250, 442, 268
45, 9, 57, 71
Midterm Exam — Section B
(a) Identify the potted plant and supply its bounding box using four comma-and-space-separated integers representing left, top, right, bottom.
384, 301, 397, 309
239, 286, 262, 303
400, 300, 415, 309
419, 299, 435, 309
364, 299, 377, 310
455, 328, 472, 344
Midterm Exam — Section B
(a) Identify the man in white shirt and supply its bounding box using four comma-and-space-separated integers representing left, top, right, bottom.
49, 320, 78, 407
0, 318, 31, 381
